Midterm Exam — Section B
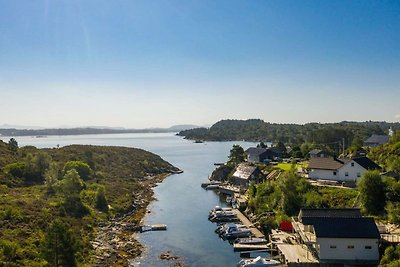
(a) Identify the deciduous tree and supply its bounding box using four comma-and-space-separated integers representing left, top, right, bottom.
357, 170, 386, 215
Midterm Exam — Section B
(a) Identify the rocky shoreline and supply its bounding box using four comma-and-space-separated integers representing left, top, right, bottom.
90, 173, 181, 267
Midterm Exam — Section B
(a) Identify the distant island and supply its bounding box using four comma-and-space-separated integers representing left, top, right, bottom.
0, 124, 199, 137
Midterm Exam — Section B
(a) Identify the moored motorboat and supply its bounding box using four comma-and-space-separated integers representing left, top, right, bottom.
209, 206, 232, 215
218, 223, 252, 239
208, 210, 237, 222
237, 256, 280, 267
215, 223, 247, 235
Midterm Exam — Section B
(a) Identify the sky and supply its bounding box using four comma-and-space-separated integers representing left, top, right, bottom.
0, 0, 399, 128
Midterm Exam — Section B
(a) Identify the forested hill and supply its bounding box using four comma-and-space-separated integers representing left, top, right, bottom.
177, 119, 400, 145
0, 141, 179, 266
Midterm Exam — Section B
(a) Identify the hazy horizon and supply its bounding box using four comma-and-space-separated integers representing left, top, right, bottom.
1, 1, 399, 128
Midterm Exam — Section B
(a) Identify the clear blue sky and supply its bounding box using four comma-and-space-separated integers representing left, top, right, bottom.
1, 0, 399, 128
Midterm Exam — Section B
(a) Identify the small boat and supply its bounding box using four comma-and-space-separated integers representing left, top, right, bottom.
215, 223, 247, 234
209, 206, 232, 215
208, 210, 237, 222
194, 140, 204, 143
237, 256, 280, 267
219, 223, 252, 239
234, 237, 269, 245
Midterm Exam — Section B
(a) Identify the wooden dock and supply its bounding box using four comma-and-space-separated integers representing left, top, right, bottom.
218, 185, 240, 195
276, 244, 319, 265
139, 224, 167, 232
233, 209, 265, 238
233, 243, 271, 252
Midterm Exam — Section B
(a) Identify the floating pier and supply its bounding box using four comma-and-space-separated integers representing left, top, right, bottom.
127, 224, 167, 232
141, 224, 167, 232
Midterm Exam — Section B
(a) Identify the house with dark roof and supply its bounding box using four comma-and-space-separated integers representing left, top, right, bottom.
308, 156, 380, 182
299, 208, 361, 220
363, 134, 390, 147
231, 163, 264, 188
293, 208, 380, 265
245, 147, 282, 163
309, 149, 329, 158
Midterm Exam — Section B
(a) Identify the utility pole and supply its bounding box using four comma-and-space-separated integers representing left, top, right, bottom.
342, 138, 345, 155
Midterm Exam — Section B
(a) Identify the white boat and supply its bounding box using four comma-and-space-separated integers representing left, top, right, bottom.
219, 223, 252, 239
237, 256, 280, 267
209, 210, 237, 222
216, 223, 247, 235
209, 206, 232, 215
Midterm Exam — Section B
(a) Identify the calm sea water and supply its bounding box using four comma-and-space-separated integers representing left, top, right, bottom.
1, 133, 257, 266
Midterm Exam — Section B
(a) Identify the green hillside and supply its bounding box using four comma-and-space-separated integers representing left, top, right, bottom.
0, 140, 178, 266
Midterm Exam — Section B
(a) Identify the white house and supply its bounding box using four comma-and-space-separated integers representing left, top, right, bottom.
308, 156, 380, 182
294, 208, 380, 266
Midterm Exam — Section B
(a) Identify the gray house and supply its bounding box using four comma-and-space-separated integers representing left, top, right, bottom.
309, 149, 329, 158
363, 134, 390, 147
246, 147, 282, 163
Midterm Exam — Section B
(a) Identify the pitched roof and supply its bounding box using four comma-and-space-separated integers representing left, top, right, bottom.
302, 217, 380, 239
352, 157, 381, 170
364, 134, 390, 145
308, 157, 350, 170
299, 208, 361, 220
245, 147, 268, 157
232, 163, 257, 180
309, 149, 323, 155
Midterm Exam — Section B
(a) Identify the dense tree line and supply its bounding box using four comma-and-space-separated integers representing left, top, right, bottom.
178, 119, 399, 148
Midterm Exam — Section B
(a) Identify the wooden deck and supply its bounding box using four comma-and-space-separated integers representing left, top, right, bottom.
233, 209, 265, 238
277, 244, 319, 265
381, 234, 400, 243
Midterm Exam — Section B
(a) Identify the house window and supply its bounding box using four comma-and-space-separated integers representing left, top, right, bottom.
351, 162, 354, 167
365, 246, 372, 249
330, 245, 337, 249
333, 171, 337, 176
348, 245, 354, 249
345, 172, 349, 177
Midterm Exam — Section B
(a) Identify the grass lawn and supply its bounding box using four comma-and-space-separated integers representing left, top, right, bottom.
275, 163, 302, 171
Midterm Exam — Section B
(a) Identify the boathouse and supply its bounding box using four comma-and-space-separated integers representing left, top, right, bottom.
231, 163, 264, 189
